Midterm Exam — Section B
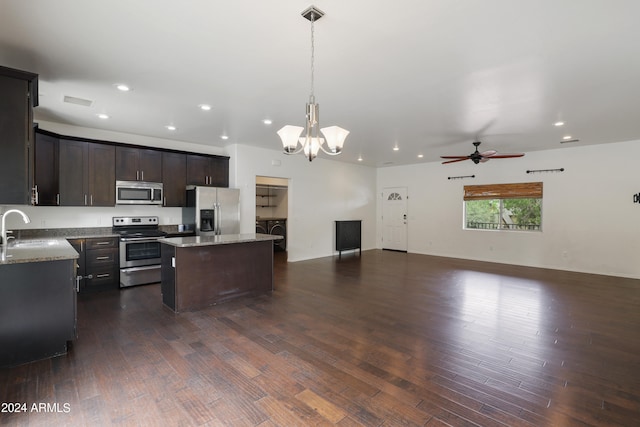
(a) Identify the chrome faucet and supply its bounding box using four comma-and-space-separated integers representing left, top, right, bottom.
1, 209, 31, 247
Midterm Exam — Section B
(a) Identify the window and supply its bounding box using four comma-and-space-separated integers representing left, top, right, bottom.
463, 182, 542, 231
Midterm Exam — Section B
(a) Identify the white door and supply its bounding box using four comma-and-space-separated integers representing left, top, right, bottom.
382, 187, 408, 251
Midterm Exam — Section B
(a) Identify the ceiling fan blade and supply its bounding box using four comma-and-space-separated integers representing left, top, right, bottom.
440, 155, 470, 159
487, 153, 525, 159
442, 158, 470, 164
480, 158, 490, 163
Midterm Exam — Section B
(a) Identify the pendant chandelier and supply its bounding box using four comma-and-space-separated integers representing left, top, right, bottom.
277, 5, 349, 162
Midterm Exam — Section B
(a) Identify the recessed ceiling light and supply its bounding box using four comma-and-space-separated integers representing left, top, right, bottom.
199, 104, 212, 111
115, 84, 131, 92
562, 135, 572, 140
263, 119, 273, 125
97, 113, 109, 119
554, 121, 565, 127
417, 154, 424, 158
220, 135, 229, 140
393, 146, 399, 151
357, 156, 363, 162
166, 125, 177, 131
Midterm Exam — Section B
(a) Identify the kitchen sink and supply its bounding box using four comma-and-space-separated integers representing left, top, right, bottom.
9, 239, 62, 248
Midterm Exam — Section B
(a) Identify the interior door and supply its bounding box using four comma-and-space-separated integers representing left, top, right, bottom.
382, 187, 408, 251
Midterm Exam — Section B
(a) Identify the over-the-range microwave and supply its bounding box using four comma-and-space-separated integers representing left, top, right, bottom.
116, 181, 163, 205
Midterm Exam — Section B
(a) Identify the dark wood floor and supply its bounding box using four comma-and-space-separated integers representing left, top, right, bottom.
2, 250, 639, 426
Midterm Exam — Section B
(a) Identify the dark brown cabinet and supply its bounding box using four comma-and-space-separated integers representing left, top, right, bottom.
162, 151, 187, 206
116, 146, 162, 182
33, 130, 59, 206
59, 139, 115, 206
68, 237, 119, 292
20, 124, 230, 207
0, 258, 76, 367
0, 65, 38, 204
59, 139, 88, 206
88, 143, 116, 206
186, 154, 229, 187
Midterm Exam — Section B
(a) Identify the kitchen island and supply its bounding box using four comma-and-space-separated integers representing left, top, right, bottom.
160, 233, 282, 312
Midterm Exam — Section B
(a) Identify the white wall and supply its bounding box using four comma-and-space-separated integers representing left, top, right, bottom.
228, 144, 377, 262
377, 139, 640, 279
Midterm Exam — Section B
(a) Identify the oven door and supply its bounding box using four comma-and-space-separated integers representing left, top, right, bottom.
119, 237, 163, 268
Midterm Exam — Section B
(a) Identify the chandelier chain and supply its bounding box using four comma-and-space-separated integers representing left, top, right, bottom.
310, 12, 315, 100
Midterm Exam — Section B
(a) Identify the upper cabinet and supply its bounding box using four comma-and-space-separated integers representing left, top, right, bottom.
33, 130, 60, 206
186, 154, 229, 187
59, 139, 115, 206
17, 122, 230, 207
116, 146, 162, 183
88, 143, 116, 206
162, 152, 187, 207
0, 65, 38, 204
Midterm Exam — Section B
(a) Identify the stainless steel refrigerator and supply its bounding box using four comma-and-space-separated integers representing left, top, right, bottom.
185, 186, 240, 235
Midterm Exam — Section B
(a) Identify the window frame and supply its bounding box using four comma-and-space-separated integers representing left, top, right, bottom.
463, 182, 543, 232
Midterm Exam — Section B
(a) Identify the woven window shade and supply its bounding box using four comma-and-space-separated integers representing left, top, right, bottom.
464, 182, 543, 201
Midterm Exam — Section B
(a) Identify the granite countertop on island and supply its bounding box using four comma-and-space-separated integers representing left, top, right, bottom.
0, 239, 79, 265
161, 233, 282, 248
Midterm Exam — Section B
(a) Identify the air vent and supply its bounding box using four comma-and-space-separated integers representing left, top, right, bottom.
63, 95, 93, 107
560, 138, 580, 144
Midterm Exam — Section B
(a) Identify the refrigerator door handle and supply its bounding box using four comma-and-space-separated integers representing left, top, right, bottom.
214, 203, 221, 234
217, 203, 222, 235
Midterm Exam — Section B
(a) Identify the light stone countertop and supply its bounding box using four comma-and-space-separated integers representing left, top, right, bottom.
0, 238, 79, 265
161, 233, 283, 248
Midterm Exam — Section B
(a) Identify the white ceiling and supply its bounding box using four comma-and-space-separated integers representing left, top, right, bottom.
2, 0, 640, 167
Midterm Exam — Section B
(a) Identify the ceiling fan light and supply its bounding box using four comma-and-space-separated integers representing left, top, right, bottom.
278, 125, 304, 153
320, 126, 349, 153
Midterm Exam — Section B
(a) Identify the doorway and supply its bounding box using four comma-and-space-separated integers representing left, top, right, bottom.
382, 187, 408, 252
256, 176, 289, 253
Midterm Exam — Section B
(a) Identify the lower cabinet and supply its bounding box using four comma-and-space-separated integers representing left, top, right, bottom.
0, 258, 76, 367
68, 237, 119, 292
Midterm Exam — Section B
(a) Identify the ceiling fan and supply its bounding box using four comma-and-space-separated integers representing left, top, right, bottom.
440, 141, 524, 164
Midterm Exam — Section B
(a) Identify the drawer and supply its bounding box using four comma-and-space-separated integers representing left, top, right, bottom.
86, 248, 118, 268
84, 266, 119, 290
86, 237, 118, 250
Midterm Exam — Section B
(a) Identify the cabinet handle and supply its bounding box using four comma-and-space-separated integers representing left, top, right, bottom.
56, 193, 60, 206
75, 276, 81, 292
84, 194, 87, 206
141, 170, 144, 181
32, 185, 38, 205
90, 195, 93, 205
95, 241, 111, 246
95, 273, 110, 279
136, 170, 139, 181
95, 256, 110, 260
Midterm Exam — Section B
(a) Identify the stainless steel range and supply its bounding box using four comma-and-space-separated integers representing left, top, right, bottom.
113, 216, 167, 288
